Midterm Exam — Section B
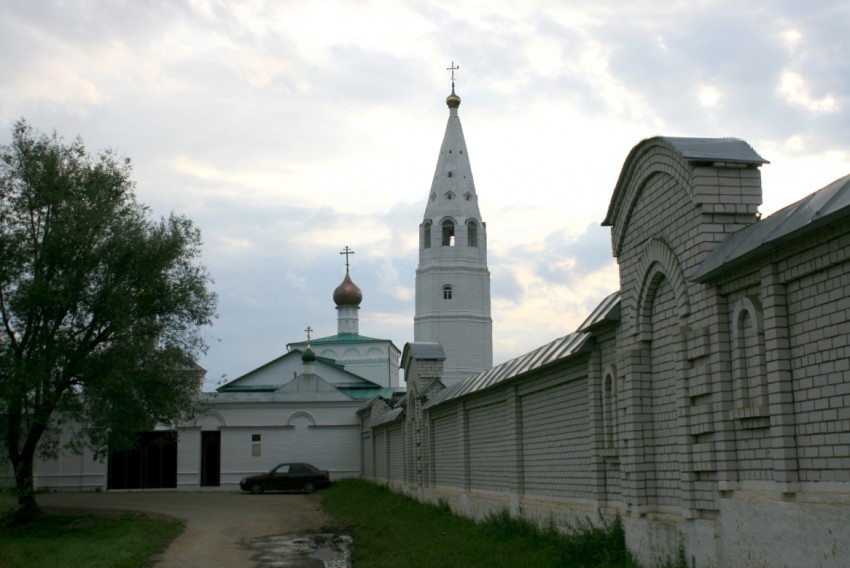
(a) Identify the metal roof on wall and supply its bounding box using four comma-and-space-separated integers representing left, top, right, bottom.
692, 173, 850, 282
424, 332, 593, 409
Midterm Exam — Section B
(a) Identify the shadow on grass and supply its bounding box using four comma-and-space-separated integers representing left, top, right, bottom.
0, 506, 183, 568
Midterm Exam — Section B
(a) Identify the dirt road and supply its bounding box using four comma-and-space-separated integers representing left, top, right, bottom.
38, 490, 336, 567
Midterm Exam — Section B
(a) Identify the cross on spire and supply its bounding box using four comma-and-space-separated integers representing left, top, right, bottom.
446, 61, 459, 87
340, 246, 355, 272
304, 326, 313, 345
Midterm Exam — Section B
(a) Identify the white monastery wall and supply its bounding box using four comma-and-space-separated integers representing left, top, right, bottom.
29, 426, 105, 491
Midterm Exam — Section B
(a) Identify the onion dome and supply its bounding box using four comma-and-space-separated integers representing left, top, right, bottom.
301, 347, 317, 363
333, 272, 363, 307
446, 85, 461, 109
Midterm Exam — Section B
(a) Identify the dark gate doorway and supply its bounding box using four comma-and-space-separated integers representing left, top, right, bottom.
201, 431, 221, 487
108, 431, 178, 490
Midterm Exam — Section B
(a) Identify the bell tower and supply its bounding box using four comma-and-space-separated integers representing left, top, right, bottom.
413, 65, 493, 386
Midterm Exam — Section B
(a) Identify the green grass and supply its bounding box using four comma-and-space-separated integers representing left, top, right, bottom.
321, 478, 642, 568
0, 503, 183, 568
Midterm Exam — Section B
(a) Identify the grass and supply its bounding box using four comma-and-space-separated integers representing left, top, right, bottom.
0, 491, 183, 568
321, 478, 643, 568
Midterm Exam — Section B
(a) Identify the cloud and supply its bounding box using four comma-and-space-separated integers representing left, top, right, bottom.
1, 0, 847, 388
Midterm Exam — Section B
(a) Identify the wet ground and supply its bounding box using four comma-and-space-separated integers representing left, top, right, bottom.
247, 532, 353, 567
38, 490, 351, 567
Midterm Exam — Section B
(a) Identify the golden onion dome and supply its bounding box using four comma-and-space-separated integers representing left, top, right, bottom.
333, 272, 363, 307
446, 86, 461, 109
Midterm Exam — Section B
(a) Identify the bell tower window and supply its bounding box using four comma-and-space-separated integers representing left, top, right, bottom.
442, 220, 455, 246
442, 285, 453, 300
423, 221, 432, 249
467, 220, 478, 247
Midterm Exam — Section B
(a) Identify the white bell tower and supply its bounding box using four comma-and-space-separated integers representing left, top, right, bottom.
413, 65, 493, 386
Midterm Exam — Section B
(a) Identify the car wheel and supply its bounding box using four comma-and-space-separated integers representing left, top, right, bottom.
250, 483, 264, 495
303, 481, 316, 494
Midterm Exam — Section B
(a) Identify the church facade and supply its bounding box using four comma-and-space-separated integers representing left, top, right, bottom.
362, 131, 850, 567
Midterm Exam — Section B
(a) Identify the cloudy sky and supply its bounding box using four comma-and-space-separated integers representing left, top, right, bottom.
2, 1, 848, 389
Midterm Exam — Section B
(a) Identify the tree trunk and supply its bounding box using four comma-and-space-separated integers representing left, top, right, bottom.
12, 447, 41, 524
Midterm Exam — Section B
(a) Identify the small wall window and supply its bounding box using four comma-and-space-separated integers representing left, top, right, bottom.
442, 220, 455, 246
467, 220, 478, 247
423, 221, 431, 249
442, 285, 453, 300
603, 373, 616, 449
732, 297, 767, 410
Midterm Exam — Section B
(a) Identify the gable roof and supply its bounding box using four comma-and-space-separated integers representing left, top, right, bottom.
692, 173, 850, 282
288, 333, 400, 351
273, 373, 355, 402
217, 349, 378, 392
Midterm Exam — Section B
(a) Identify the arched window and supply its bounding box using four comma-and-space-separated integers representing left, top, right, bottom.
603, 371, 617, 449
442, 285, 453, 300
423, 221, 431, 249
732, 297, 767, 410
442, 220, 455, 246
467, 220, 478, 247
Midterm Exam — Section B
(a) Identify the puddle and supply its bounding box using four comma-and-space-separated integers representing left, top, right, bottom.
247, 531, 353, 568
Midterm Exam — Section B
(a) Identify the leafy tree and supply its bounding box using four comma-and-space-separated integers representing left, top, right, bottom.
0, 120, 217, 523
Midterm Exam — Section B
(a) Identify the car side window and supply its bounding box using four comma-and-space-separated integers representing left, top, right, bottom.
273, 464, 290, 476
290, 464, 306, 474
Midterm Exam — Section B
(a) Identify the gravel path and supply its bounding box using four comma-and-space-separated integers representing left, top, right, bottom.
38, 490, 336, 567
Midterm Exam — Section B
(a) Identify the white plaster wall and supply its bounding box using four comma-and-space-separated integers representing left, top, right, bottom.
176, 428, 201, 489
32, 427, 107, 491
193, 401, 364, 488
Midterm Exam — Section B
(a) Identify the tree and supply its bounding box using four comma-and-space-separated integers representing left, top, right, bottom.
0, 120, 217, 523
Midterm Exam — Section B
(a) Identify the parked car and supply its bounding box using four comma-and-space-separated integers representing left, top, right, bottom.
239, 462, 330, 494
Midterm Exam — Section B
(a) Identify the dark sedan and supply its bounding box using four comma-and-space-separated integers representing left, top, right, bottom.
239, 462, 330, 494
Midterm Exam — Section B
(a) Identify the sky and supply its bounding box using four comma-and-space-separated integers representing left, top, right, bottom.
2, 1, 849, 390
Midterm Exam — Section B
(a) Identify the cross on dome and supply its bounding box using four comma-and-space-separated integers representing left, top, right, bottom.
446, 61, 459, 85
340, 246, 355, 273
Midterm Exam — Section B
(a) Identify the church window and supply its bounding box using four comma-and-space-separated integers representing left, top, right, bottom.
464, 192, 472, 201
467, 220, 478, 247
445, 191, 455, 200
251, 434, 261, 442
443, 285, 453, 300
447, 171, 453, 178
423, 221, 431, 249
442, 220, 455, 246
430, 192, 436, 202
